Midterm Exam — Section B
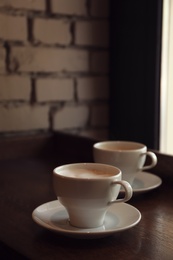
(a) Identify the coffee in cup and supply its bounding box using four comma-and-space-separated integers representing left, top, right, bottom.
53, 163, 133, 228
93, 141, 157, 185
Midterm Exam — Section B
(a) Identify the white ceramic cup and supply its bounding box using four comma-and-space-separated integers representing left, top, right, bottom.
53, 163, 133, 228
93, 141, 157, 186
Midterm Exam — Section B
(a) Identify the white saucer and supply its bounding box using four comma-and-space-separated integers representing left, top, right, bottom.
32, 200, 141, 239
130, 172, 162, 194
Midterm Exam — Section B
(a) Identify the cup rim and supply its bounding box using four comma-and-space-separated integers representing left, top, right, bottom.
93, 141, 146, 152
53, 163, 121, 180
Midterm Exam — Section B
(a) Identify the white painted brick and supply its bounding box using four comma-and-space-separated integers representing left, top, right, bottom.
0, 76, 30, 101
0, 0, 45, 11
0, 48, 6, 72
0, 105, 49, 132
34, 18, 71, 45
36, 78, 74, 102
91, 51, 109, 73
91, 104, 109, 127
51, 0, 87, 16
10, 47, 89, 72
53, 105, 89, 130
0, 14, 27, 41
90, 0, 109, 17
77, 77, 109, 100
75, 21, 109, 47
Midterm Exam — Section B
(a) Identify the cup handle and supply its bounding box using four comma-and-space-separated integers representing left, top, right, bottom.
140, 151, 157, 171
109, 180, 133, 204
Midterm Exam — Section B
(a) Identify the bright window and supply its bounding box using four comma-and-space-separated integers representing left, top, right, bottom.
160, 0, 173, 154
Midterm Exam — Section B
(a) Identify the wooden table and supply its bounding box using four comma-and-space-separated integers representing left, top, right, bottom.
0, 132, 173, 259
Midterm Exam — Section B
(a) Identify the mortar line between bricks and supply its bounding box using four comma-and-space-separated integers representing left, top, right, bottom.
3, 42, 11, 73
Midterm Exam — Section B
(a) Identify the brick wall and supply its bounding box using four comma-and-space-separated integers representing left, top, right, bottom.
0, 0, 110, 140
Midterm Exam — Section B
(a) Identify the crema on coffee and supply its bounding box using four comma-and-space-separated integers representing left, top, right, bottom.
58, 168, 113, 179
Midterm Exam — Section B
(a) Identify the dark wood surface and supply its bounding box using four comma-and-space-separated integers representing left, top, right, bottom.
0, 132, 173, 259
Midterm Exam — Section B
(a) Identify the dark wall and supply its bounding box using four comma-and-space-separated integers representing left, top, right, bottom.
109, 0, 163, 149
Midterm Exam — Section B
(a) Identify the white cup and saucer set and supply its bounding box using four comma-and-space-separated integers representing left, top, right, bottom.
32, 141, 161, 239
32, 162, 141, 238
93, 141, 162, 194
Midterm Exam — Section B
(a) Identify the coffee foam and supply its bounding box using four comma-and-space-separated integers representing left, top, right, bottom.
96, 143, 143, 151
59, 168, 112, 179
